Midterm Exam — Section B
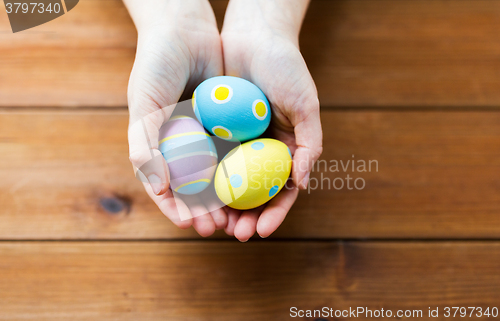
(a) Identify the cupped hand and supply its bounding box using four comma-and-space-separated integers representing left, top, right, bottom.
124, 0, 227, 236
220, 0, 323, 241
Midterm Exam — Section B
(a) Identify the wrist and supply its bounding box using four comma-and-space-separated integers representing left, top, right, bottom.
221, 0, 310, 44
124, 0, 217, 35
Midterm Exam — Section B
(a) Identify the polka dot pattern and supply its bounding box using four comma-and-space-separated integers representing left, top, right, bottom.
215, 87, 229, 100
251, 142, 264, 150
212, 125, 233, 140
214, 138, 292, 210
194, 76, 271, 142
230, 174, 243, 188
211, 85, 233, 104
252, 99, 268, 120
269, 185, 279, 197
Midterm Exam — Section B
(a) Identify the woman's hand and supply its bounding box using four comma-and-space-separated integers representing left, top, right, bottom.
124, 0, 227, 236
221, 0, 323, 241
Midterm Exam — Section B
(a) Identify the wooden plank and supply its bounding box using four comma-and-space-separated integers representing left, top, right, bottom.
2, 1, 500, 107
0, 0, 137, 107
301, 0, 500, 107
1, 110, 499, 239
0, 0, 226, 107
0, 241, 498, 320
289, 110, 500, 239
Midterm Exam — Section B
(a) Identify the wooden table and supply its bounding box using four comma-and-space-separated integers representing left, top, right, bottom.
1, 1, 499, 320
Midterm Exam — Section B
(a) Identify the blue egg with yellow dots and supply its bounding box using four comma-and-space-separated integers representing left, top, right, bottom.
193, 76, 271, 142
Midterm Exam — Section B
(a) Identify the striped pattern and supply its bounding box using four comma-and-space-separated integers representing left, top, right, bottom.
174, 178, 210, 192
158, 116, 218, 195
163, 151, 217, 164
158, 131, 210, 145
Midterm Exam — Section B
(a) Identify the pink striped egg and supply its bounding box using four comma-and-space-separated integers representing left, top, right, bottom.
158, 116, 218, 195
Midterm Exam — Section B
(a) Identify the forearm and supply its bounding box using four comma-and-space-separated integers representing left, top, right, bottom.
123, 0, 216, 33
222, 0, 311, 42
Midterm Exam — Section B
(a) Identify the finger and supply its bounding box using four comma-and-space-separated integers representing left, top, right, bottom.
224, 207, 241, 236
270, 129, 296, 152
257, 184, 299, 238
143, 182, 193, 229
233, 206, 264, 242
127, 37, 185, 196
182, 194, 216, 237
210, 207, 228, 230
192, 213, 216, 237
200, 186, 228, 230
292, 96, 323, 190
129, 108, 172, 196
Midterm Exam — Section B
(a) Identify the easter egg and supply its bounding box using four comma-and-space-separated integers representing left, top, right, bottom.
158, 115, 218, 195
193, 76, 271, 142
214, 138, 292, 210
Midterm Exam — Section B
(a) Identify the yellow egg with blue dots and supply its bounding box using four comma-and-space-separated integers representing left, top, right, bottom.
214, 138, 292, 210
193, 76, 271, 142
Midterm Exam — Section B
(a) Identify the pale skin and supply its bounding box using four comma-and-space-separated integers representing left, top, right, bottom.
124, 0, 323, 241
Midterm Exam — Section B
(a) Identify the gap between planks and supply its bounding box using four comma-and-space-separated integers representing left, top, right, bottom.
0, 239, 499, 243
2, 106, 500, 112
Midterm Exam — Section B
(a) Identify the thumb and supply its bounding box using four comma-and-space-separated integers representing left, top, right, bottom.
129, 110, 172, 195
126, 31, 188, 195
291, 96, 323, 190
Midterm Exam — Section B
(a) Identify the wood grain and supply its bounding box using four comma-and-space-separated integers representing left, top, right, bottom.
0, 0, 136, 107
0, 241, 498, 320
301, 0, 500, 107
2, 0, 500, 107
2, 1, 498, 317
1, 110, 499, 239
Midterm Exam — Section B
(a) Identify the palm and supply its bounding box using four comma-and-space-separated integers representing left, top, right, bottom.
129, 26, 222, 116
221, 30, 322, 240
128, 13, 227, 236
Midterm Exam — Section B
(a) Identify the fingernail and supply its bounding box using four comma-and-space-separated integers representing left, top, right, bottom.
300, 172, 310, 189
240, 238, 249, 243
258, 233, 267, 239
148, 174, 163, 195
